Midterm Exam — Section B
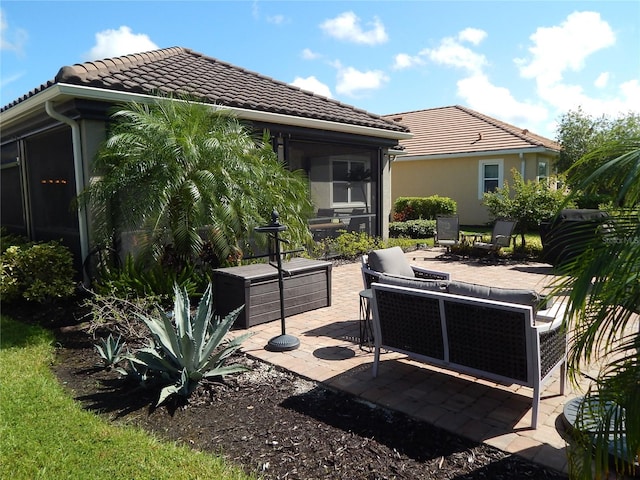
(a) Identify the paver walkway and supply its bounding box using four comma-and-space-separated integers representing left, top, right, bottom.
237, 248, 599, 476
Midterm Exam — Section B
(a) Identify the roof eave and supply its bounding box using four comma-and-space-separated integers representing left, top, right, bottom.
394, 146, 559, 162
1, 83, 412, 141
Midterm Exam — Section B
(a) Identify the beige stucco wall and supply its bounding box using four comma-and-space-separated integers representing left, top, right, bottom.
391, 151, 558, 226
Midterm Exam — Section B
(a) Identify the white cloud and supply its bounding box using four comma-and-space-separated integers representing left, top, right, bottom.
392, 53, 423, 70
539, 80, 640, 118
392, 27, 487, 72
421, 36, 487, 74
267, 14, 287, 25
290, 76, 333, 98
0, 71, 24, 88
594, 72, 609, 89
457, 73, 549, 127
517, 11, 615, 86
513, 11, 638, 129
0, 9, 28, 55
335, 66, 388, 96
619, 79, 640, 109
320, 11, 388, 45
301, 48, 321, 60
84, 26, 158, 61
409, 27, 556, 134
458, 27, 487, 46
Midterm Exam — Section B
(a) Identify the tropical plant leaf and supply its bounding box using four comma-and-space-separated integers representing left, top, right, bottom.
551, 138, 640, 479
129, 348, 181, 375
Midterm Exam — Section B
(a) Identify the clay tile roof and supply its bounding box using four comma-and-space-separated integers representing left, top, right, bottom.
2, 46, 407, 133
382, 105, 560, 156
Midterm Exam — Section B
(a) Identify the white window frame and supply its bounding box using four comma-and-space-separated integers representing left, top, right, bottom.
331, 157, 369, 207
536, 160, 549, 182
478, 159, 503, 199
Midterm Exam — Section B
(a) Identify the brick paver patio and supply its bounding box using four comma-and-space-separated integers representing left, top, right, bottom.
237, 248, 612, 476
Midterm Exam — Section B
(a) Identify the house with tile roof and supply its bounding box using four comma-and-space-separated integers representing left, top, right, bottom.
0, 47, 410, 280
382, 106, 561, 225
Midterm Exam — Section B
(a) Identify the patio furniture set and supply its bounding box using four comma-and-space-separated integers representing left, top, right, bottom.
434, 216, 518, 254
214, 240, 567, 430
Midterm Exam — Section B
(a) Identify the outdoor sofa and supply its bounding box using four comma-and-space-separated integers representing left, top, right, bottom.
370, 274, 567, 429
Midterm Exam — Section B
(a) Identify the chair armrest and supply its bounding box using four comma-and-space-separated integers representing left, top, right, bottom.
412, 266, 451, 280
361, 266, 382, 289
535, 301, 567, 327
536, 309, 567, 378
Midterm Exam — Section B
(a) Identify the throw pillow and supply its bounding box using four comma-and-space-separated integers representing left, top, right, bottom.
367, 246, 415, 278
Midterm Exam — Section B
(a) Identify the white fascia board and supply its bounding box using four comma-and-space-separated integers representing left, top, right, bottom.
393, 147, 556, 162
2, 83, 412, 141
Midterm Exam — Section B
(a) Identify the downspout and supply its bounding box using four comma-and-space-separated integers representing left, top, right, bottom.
519, 152, 525, 178
45, 101, 90, 286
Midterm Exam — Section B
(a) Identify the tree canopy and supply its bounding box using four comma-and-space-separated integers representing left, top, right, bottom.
555, 108, 640, 207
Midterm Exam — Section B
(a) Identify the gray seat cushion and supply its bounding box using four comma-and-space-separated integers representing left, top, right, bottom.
367, 246, 415, 278
447, 280, 542, 309
378, 273, 449, 292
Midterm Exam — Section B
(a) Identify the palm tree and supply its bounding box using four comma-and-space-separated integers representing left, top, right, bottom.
551, 137, 639, 479
83, 95, 313, 269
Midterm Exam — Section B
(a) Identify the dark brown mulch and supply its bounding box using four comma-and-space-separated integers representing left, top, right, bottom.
7, 299, 569, 480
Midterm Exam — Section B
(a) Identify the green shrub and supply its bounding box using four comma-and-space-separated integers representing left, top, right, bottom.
94, 254, 208, 302
126, 283, 251, 406
389, 220, 436, 239
483, 169, 570, 246
0, 241, 76, 303
310, 231, 382, 260
0, 228, 28, 254
393, 196, 457, 221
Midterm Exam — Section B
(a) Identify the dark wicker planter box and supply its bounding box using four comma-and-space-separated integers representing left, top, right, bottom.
213, 258, 332, 329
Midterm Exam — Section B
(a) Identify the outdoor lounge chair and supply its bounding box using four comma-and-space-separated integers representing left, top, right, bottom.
361, 246, 450, 289
434, 215, 460, 251
473, 219, 517, 253
359, 246, 450, 348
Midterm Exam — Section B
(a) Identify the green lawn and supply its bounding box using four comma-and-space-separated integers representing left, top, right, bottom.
0, 316, 255, 480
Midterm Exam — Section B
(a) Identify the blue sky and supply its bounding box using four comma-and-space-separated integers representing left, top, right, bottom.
1, 1, 638, 139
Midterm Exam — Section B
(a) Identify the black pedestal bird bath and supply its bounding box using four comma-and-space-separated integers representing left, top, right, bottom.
255, 209, 300, 351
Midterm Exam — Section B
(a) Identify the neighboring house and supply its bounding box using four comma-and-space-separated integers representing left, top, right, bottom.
382, 106, 561, 225
0, 46, 410, 279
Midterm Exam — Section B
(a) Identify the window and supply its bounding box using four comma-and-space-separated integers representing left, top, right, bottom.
537, 160, 548, 182
478, 159, 503, 198
332, 159, 368, 205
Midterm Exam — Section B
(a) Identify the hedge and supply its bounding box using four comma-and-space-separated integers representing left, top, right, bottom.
393, 196, 456, 221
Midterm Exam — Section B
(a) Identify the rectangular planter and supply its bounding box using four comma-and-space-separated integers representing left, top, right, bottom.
213, 258, 332, 329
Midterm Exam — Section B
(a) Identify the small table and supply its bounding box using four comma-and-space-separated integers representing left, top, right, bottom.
461, 232, 483, 245
359, 289, 373, 349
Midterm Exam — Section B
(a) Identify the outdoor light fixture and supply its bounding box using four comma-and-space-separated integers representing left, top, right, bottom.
255, 209, 300, 352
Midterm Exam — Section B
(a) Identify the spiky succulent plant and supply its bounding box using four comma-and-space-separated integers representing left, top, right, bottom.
95, 333, 126, 369
128, 283, 250, 406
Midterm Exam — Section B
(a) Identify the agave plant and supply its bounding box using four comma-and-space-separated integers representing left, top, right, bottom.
94, 333, 126, 369
128, 283, 250, 406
